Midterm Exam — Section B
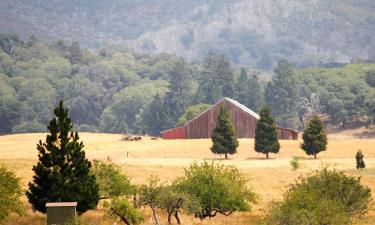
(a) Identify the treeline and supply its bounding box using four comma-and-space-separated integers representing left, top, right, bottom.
0, 34, 374, 135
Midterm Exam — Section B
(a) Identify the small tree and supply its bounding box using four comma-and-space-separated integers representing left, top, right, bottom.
105, 197, 144, 225
178, 161, 257, 220
0, 165, 24, 222
255, 105, 280, 159
91, 159, 134, 199
301, 115, 327, 159
356, 150, 366, 170
211, 106, 239, 159
27, 101, 99, 214
138, 176, 163, 225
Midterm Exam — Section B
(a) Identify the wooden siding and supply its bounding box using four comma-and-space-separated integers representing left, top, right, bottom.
160, 127, 185, 139
161, 98, 298, 140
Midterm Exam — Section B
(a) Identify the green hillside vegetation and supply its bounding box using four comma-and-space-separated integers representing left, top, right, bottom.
0, 34, 374, 135
0, 0, 374, 68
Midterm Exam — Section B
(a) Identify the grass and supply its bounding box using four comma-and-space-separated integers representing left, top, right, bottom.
1, 132, 375, 224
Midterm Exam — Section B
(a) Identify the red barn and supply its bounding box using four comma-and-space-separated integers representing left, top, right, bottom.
161, 97, 298, 140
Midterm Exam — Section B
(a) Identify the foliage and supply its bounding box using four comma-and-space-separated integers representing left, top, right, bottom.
255, 105, 280, 159
356, 150, 366, 170
138, 175, 164, 225
211, 106, 239, 159
265, 60, 299, 128
177, 161, 257, 220
26, 101, 99, 214
236, 69, 262, 112
105, 197, 144, 225
91, 159, 134, 199
176, 103, 211, 127
289, 156, 300, 171
301, 115, 327, 159
263, 168, 373, 225
0, 165, 24, 222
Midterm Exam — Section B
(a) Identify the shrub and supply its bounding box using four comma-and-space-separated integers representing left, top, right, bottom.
0, 165, 24, 222
289, 156, 300, 171
177, 161, 257, 220
263, 168, 373, 225
105, 197, 144, 225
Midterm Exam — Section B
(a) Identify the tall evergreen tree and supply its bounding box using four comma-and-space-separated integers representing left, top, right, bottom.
355, 150, 366, 170
254, 105, 280, 159
144, 94, 169, 136
301, 115, 327, 159
236, 69, 262, 112
265, 60, 299, 127
211, 106, 238, 159
26, 101, 99, 214
197, 52, 236, 104
164, 59, 193, 127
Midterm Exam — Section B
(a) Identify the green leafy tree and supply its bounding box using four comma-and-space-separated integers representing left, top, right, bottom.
365, 69, 375, 88
91, 159, 134, 199
138, 175, 164, 225
356, 150, 366, 170
178, 161, 257, 220
263, 168, 372, 225
265, 60, 299, 127
211, 106, 239, 159
255, 105, 280, 159
301, 115, 327, 159
0, 165, 24, 222
176, 103, 211, 127
105, 197, 144, 225
26, 101, 99, 214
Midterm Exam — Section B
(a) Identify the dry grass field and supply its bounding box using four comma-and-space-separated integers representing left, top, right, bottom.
1, 129, 375, 225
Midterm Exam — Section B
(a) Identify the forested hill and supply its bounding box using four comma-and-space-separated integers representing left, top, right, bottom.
0, 0, 374, 69
0, 35, 374, 135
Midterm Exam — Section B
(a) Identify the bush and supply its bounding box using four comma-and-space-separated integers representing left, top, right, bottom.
91, 159, 134, 199
0, 165, 24, 222
177, 161, 257, 220
289, 156, 300, 171
105, 197, 144, 225
263, 168, 373, 225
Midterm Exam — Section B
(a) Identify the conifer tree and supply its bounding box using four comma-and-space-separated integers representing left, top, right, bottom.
254, 105, 280, 159
211, 106, 238, 159
26, 101, 99, 214
301, 115, 327, 159
356, 150, 366, 170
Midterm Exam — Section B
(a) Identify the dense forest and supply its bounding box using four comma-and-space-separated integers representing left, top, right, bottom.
0, 34, 374, 135
1, 0, 374, 68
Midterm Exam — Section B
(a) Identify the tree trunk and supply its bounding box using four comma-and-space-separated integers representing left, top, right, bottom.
175, 211, 181, 224
167, 210, 173, 225
152, 207, 160, 225
111, 208, 131, 225
266, 152, 269, 159
314, 153, 317, 159
225, 153, 228, 159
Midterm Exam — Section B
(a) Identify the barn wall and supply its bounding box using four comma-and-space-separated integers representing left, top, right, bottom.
161, 98, 298, 140
277, 127, 298, 140
184, 100, 258, 139
160, 127, 185, 139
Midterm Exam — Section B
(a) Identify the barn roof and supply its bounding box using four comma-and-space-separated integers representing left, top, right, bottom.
183, 97, 260, 127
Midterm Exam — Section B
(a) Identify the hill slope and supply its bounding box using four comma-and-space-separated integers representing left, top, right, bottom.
0, 0, 374, 68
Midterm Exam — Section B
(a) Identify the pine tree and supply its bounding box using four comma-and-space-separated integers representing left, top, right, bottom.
144, 94, 169, 136
356, 150, 366, 170
265, 60, 299, 127
246, 73, 262, 112
26, 101, 99, 214
211, 106, 238, 159
301, 115, 327, 159
254, 105, 280, 159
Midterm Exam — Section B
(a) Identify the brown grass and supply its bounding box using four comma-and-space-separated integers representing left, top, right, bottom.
1, 132, 375, 225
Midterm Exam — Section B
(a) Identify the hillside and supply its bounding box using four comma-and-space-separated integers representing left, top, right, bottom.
0, 0, 374, 68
